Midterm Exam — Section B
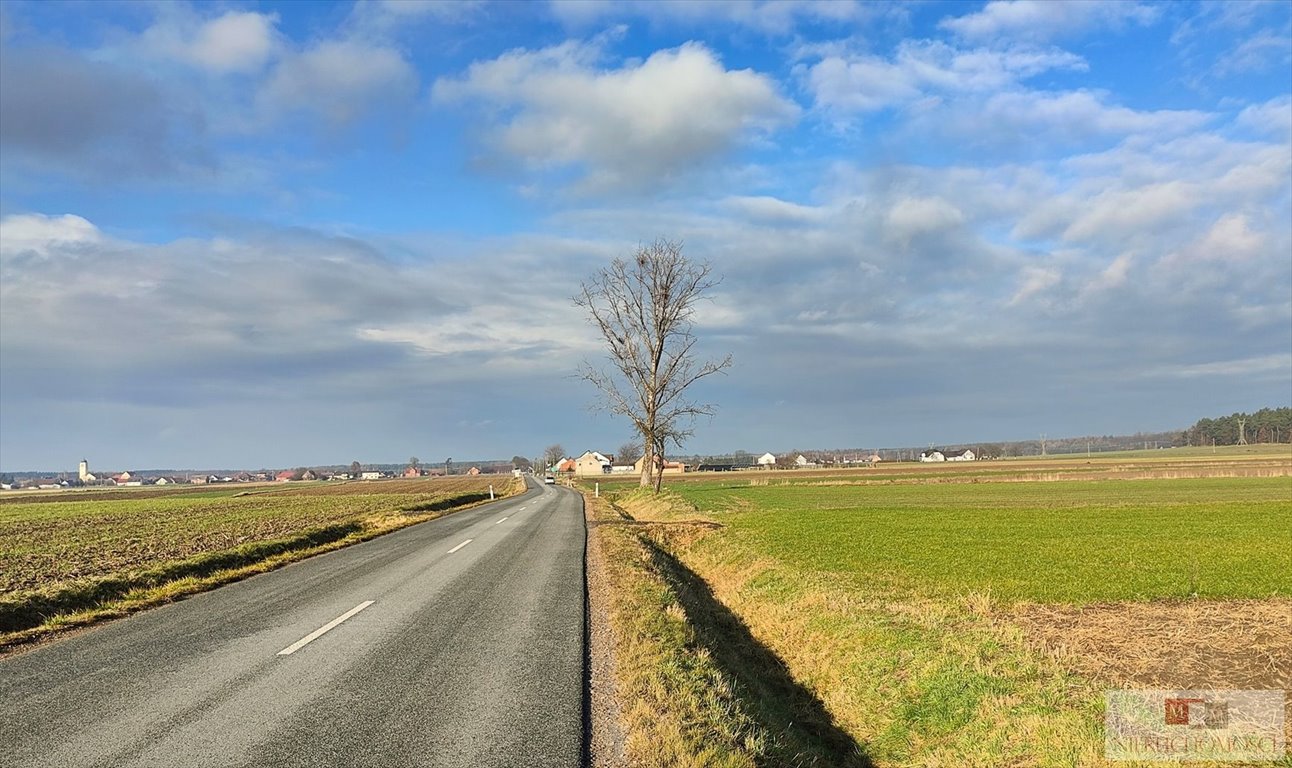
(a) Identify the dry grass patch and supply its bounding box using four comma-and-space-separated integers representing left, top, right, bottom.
1013, 599, 1292, 746
1013, 599, 1292, 690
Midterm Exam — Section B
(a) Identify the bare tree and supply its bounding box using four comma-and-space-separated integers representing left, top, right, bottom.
350, 460, 361, 477
576, 238, 732, 491
616, 439, 643, 466
542, 444, 565, 471
409, 456, 420, 471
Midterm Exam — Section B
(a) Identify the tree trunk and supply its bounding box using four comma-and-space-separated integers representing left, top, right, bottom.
639, 444, 654, 488
650, 437, 664, 493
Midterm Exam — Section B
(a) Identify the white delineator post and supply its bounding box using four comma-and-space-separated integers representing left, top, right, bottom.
489, 484, 494, 500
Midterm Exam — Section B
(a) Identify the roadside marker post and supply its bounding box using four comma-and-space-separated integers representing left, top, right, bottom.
489, 484, 494, 500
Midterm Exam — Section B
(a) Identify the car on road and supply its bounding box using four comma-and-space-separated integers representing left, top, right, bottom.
544, 475, 556, 484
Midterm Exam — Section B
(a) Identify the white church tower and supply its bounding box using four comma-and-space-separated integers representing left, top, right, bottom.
78, 459, 95, 482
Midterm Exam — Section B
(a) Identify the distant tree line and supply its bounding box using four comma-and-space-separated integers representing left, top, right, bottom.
1182, 407, 1291, 446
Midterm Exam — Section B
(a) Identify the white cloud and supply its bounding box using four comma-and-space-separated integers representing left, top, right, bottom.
1168, 1, 1291, 87
1212, 143, 1292, 198
802, 41, 1214, 154
576, 121, 1286, 339
142, 10, 280, 74
354, 269, 598, 364
1096, 252, 1133, 289
1197, 212, 1265, 259
1063, 180, 1196, 244
1009, 127, 1289, 251
976, 90, 1212, 139
1075, 251, 1136, 304
547, 0, 617, 27
357, 304, 594, 360
0, 213, 102, 259
805, 55, 920, 112
0, 214, 609, 388
1216, 27, 1292, 75
261, 39, 418, 124
367, 0, 481, 20
1055, 132, 1289, 203
1158, 213, 1268, 272
433, 40, 797, 191
805, 40, 1086, 113
187, 12, 278, 73
346, 0, 484, 36
941, 0, 1159, 43
1147, 353, 1292, 379
549, 0, 873, 35
1235, 96, 1292, 139
1008, 264, 1061, 306
885, 196, 965, 244
722, 195, 828, 224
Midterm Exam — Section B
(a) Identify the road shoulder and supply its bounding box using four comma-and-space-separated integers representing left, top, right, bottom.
585, 492, 628, 768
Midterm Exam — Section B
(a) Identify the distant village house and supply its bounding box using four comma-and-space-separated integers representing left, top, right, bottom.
633, 455, 687, 475
574, 451, 612, 476
920, 449, 975, 462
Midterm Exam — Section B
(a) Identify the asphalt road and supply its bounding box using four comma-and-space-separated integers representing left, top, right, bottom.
0, 478, 587, 768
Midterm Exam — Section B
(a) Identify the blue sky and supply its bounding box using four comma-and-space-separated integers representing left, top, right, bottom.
1, 0, 1289, 471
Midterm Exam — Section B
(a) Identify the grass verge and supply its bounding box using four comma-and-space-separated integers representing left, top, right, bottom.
585, 489, 869, 767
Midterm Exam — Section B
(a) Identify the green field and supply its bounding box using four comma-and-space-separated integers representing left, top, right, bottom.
0, 477, 517, 646
674, 477, 1292, 602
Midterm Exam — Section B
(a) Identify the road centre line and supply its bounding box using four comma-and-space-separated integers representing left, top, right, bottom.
496, 517, 508, 524
277, 601, 374, 656
448, 539, 473, 554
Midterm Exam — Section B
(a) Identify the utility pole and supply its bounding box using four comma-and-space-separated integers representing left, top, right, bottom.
1237, 418, 1248, 446
1040, 433, 1047, 456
